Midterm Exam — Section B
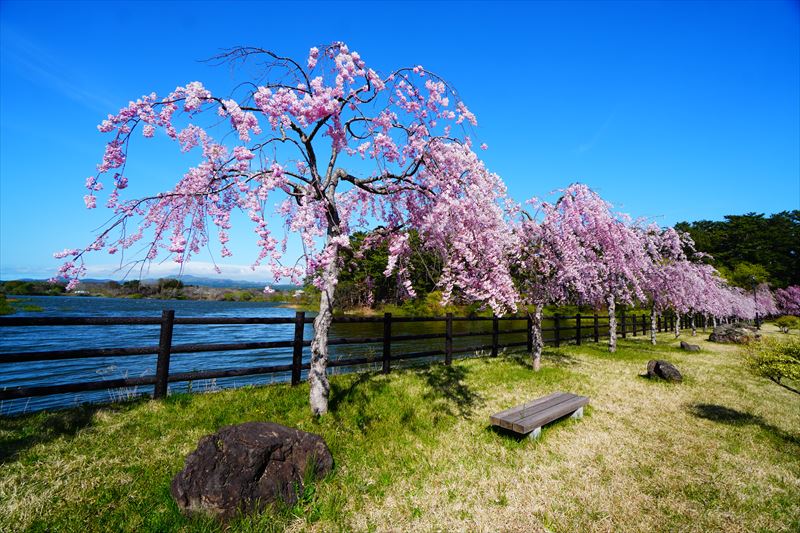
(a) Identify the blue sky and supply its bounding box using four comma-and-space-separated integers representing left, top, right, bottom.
1, 0, 798, 281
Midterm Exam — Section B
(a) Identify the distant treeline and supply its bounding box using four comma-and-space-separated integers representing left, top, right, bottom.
675, 210, 799, 289
0, 280, 67, 296
334, 230, 440, 310
0, 278, 307, 304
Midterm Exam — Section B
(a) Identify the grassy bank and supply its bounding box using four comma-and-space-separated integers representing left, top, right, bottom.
0, 295, 43, 315
1, 329, 799, 532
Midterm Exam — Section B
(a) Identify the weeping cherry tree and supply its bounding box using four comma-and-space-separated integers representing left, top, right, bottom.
54, 43, 518, 415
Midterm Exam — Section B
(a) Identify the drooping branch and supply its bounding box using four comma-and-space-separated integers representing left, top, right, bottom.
208, 46, 313, 91
769, 376, 800, 395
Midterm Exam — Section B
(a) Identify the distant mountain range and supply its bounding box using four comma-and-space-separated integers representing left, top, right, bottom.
4, 276, 301, 291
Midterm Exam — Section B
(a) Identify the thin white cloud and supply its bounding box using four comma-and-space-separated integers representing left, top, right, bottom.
577, 111, 617, 154
82, 261, 277, 282
1, 25, 117, 114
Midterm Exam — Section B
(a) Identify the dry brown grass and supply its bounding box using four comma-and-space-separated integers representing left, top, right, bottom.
333, 327, 800, 532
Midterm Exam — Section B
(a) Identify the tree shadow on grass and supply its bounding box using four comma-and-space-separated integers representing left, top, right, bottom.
421, 364, 483, 418
688, 403, 800, 449
502, 350, 535, 370
503, 348, 581, 370
0, 401, 137, 464
545, 349, 582, 367
327, 370, 393, 433
328, 370, 386, 411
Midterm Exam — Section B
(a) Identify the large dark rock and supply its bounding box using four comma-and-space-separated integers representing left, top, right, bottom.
646, 359, 683, 383
708, 322, 760, 344
171, 422, 333, 520
680, 340, 701, 352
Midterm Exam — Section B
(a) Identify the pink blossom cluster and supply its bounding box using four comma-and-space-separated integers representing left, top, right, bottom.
516, 184, 649, 309
775, 286, 800, 316
57, 42, 505, 315
515, 184, 770, 325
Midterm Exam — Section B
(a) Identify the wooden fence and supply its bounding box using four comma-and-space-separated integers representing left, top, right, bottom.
0, 310, 692, 403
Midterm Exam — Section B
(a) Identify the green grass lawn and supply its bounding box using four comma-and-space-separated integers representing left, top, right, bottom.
2, 327, 799, 532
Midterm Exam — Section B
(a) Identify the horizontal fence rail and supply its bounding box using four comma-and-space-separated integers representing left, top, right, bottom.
0, 309, 698, 406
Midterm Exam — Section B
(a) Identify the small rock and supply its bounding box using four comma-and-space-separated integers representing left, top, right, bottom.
171, 422, 333, 520
646, 359, 683, 382
708, 322, 760, 344
680, 341, 701, 352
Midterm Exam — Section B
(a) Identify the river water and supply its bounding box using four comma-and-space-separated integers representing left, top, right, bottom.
0, 296, 530, 415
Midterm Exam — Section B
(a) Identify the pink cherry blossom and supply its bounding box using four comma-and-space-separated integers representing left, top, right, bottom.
775, 285, 800, 315
57, 43, 519, 416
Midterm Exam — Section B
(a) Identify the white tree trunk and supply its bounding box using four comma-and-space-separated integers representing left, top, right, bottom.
308, 186, 345, 416
712, 315, 717, 328
690, 313, 696, 336
674, 314, 681, 338
309, 248, 339, 416
650, 306, 657, 345
607, 296, 617, 353
530, 303, 543, 371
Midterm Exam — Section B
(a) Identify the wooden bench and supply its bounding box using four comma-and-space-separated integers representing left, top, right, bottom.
490, 392, 590, 439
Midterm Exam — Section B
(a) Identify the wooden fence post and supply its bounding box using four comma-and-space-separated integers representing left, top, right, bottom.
445, 313, 453, 365
154, 309, 175, 399
575, 314, 582, 345
632, 314, 637, 336
382, 313, 392, 374
554, 313, 561, 347
291, 311, 305, 386
526, 315, 533, 354
593, 313, 599, 343
491, 315, 499, 357
621, 309, 627, 339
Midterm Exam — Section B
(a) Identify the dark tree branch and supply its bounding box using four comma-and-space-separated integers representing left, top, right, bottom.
769, 376, 800, 395
208, 47, 312, 91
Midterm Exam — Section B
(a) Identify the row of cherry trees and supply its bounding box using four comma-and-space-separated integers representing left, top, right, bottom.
513, 183, 785, 365
57, 43, 796, 413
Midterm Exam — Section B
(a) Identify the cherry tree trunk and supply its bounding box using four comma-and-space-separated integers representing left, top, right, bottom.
607, 296, 617, 353
529, 303, 544, 371
712, 316, 717, 328
674, 314, 681, 338
309, 235, 341, 416
690, 313, 696, 336
650, 306, 657, 345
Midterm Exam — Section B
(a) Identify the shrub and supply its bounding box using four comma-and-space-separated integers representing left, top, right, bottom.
744, 336, 800, 394
0, 294, 14, 315
774, 315, 800, 333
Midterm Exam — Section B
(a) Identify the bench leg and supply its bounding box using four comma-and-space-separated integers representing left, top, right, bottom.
571, 407, 584, 420
528, 427, 542, 440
